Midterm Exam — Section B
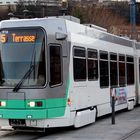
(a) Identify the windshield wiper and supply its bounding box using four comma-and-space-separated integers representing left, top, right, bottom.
13, 65, 35, 92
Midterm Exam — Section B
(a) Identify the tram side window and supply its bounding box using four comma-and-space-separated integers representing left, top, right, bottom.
110, 53, 118, 87
127, 56, 134, 85
73, 47, 86, 81
100, 51, 109, 87
49, 45, 62, 86
88, 49, 98, 80
119, 55, 126, 86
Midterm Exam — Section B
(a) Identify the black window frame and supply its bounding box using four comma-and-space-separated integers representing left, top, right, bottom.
119, 55, 125, 62
87, 49, 98, 81
99, 51, 109, 88
126, 55, 134, 85
49, 44, 63, 87
110, 53, 118, 87
118, 54, 127, 87
73, 46, 86, 81
119, 54, 126, 86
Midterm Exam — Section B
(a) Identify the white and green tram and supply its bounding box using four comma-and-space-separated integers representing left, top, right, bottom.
0, 16, 140, 129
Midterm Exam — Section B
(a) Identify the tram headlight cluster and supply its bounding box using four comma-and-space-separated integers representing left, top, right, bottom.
29, 101, 35, 107
0, 101, 6, 107
28, 101, 43, 107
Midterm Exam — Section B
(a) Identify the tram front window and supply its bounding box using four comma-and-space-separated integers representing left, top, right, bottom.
0, 28, 46, 87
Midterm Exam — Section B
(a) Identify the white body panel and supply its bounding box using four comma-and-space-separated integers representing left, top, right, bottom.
136, 49, 140, 104
68, 32, 135, 117
74, 109, 96, 128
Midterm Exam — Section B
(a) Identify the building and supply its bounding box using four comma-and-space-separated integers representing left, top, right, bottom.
0, 0, 61, 6
0, 0, 62, 19
0, 0, 18, 5
0, 0, 18, 20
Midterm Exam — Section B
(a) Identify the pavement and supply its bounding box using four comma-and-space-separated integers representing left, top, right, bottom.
87, 106, 140, 140
38, 106, 140, 140
0, 126, 13, 138
76, 106, 140, 140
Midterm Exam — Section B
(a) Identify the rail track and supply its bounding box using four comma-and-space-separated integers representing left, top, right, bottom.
120, 126, 140, 140
0, 130, 46, 140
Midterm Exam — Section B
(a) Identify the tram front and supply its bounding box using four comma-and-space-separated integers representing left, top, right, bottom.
0, 27, 47, 127
0, 21, 68, 129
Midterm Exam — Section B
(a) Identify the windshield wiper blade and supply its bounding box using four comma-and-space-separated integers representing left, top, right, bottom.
13, 65, 35, 92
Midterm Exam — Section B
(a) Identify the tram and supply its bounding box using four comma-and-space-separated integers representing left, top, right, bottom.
0, 16, 140, 129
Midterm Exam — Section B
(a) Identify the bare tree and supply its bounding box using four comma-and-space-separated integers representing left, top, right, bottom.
71, 2, 128, 31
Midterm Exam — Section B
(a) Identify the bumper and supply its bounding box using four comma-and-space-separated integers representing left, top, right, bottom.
0, 107, 65, 119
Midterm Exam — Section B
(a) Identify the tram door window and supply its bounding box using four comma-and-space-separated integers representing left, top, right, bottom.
87, 49, 98, 80
99, 51, 109, 87
119, 55, 126, 86
126, 56, 134, 85
73, 47, 86, 81
49, 45, 62, 86
110, 53, 118, 87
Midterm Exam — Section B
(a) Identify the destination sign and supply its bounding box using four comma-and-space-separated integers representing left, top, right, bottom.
0, 33, 36, 43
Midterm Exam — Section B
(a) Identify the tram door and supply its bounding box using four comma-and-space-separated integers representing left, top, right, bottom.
48, 41, 68, 99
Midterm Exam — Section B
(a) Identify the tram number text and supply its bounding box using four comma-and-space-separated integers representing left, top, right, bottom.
0, 34, 7, 43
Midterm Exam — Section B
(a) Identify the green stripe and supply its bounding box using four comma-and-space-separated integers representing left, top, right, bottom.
0, 107, 66, 119
0, 76, 70, 119
8, 100, 25, 109
0, 98, 67, 119
45, 98, 66, 108
0, 109, 47, 119
47, 107, 65, 118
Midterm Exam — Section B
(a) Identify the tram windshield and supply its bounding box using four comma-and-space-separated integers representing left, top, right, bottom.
0, 28, 46, 87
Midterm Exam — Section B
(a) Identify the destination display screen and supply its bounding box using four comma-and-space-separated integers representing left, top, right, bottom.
0, 28, 46, 87
0, 31, 36, 43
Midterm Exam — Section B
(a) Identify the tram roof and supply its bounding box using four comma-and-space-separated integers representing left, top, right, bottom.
0, 16, 139, 48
